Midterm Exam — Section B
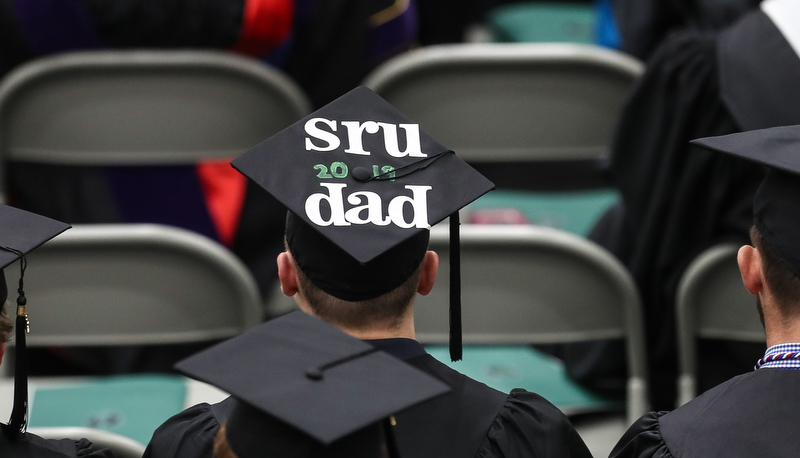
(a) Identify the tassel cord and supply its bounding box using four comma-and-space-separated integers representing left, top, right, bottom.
449, 212, 462, 362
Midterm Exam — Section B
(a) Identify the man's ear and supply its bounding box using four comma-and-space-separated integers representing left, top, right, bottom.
277, 251, 299, 297
738, 244, 764, 295
417, 251, 439, 296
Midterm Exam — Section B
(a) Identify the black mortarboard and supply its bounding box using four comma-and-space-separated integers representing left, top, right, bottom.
175, 311, 450, 457
232, 86, 495, 361
691, 124, 800, 276
0, 205, 70, 440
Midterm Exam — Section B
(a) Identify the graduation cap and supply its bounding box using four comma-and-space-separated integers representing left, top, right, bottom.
0, 205, 70, 440
175, 311, 450, 457
691, 124, 800, 276
232, 86, 495, 361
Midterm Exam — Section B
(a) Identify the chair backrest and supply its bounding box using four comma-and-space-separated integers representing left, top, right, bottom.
8, 223, 261, 346
414, 224, 648, 422
675, 243, 763, 405
363, 43, 643, 165
27, 427, 145, 458
0, 50, 310, 196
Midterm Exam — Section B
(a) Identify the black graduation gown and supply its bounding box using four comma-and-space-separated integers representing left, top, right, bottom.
281, 0, 417, 109
0, 427, 116, 458
143, 339, 592, 458
583, 7, 800, 409
613, 0, 760, 60
610, 369, 800, 458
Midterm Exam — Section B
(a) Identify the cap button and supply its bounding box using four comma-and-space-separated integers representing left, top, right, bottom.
305, 368, 324, 381
352, 167, 372, 182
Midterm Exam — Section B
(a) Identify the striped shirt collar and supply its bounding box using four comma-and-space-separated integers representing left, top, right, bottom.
756, 342, 800, 370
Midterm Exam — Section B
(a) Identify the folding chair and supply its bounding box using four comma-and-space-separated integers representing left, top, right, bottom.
675, 243, 764, 406
0, 50, 310, 176
28, 427, 146, 458
363, 43, 642, 185
363, 43, 643, 236
415, 224, 648, 425
5, 223, 262, 347
0, 50, 311, 299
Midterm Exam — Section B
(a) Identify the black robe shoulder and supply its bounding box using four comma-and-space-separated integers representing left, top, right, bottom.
144, 354, 592, 458
611, 369, 800, 458
0, 426, 116, 458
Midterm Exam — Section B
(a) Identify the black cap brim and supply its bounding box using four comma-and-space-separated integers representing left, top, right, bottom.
0, 205, 71, 269
689, 125, 800, 174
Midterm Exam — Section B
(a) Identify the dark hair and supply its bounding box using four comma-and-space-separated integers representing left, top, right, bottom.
750, 226, 800, 316
215, 425, 239, 458
294, 255, 423, 331
0, 301, 12, 343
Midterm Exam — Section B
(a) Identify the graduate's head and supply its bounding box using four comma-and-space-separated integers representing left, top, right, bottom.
177, 312, 450, 458
232, 87, 494, 359
278, 212, 438, 331
747, 225, 800, 320
0, 204, 71, 439
692, 125, 800, 321
0, 208, 70, 346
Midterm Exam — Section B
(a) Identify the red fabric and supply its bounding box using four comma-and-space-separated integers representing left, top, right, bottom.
230, 0, 293, 56
195, 160, 248, 247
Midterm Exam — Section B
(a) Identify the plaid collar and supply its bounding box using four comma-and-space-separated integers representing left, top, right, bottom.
755, 342, 800, 370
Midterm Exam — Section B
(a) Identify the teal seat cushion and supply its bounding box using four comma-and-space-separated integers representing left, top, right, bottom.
467, 188, 620, 237
425, 345, 621, 415
488, 3, 597, 44
29, 374, 186, 444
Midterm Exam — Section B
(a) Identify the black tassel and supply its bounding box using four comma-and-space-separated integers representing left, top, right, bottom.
449, 211, 462, 362
6, 253, 28, 440
383, 417, 401, 458
7, 313, 28, 439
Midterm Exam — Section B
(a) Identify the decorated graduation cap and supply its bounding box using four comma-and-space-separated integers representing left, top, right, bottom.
175, 311, 450, 457
0, 204, 70, 440
232, 86, 495, 361
691, 124, 800, 276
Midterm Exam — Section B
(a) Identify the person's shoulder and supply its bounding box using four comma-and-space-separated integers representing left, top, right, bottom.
143, 397, 236, 458
475, 388, 593, 458
662, 369, 786, 426
657, 370, 800, 457
0, 429, 114, 458
398, 356, 591, 458
654, 371, 754, 443
407, 353, 507, 399
609, 411, 674, 458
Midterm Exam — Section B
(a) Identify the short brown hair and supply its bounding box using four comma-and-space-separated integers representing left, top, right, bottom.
214, 425, 239, 458
750, 226, 800, 316
294, 255, 423, 331
0, 301, 12, 343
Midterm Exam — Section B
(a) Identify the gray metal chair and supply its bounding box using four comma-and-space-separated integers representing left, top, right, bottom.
0, 50, 311, 198
363, 43, 643, 189
415, 224, 648, 424
28, 427, 146, 458
5, 223, 261, 348
675, 243, 764, 406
